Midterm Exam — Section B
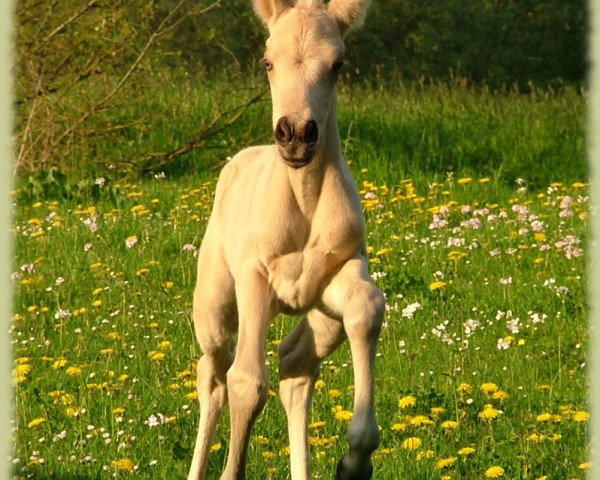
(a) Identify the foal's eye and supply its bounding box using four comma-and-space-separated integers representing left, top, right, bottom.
332, 59, 345, 74
263, 59, 273, 72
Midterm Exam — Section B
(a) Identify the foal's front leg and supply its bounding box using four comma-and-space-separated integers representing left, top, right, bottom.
322, 257, 385, 480
278, 310, 346, 480
221, 262, 275, 480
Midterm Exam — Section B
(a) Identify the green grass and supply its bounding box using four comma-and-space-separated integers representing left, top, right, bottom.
10, 82, 589, 479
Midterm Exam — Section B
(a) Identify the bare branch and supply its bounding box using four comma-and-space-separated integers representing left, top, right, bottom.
32, 0, 98, 53
46, 0, 219, 158
134, 88, 268, 175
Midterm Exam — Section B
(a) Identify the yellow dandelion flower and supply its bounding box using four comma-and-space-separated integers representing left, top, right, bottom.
113, 407, 125, 415
436, 457, 457, 469
148, 351, 165, 361
309, 421, 326, 429
457, 177, 472, 185
409, 415, 434, 426
14, 364, 32, 376
431, 407, 446, 416
262, 451, 275, 460
99, 348, 113, 356
458, 447, 476, 456
186, 391, 198, 401
492, 390, 509, 400
52, 358, 68, 369
578, 462, 592, 470
485, 466, 505, 478
334, 410, 353, 421
27, 417, 45, 428
480, 382, 498, 394
441, 420, 459, 431
528, 433, 544, 443
91, 299, 102, 308
112, 458, 135, 472
536, 413, 552, 423
210, 442, 222, 452
398, 395, 417, 408
416, 450, 435, 460
391, 422, 407, 432
478, 404, 502, 420
255, 435, 270, 445
329, 389, 342, 398
456, 383, 472, 394
572, 411, 590, 422
280, 446, 291, 456
65, 366, 82, 376
183, 379, 196, 389
448, 250, 467, 261
66, 407, 84, 417
402, 437, 422, 450
429, 281, 447, 291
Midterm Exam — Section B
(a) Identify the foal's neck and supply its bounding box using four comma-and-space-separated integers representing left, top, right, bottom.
285, 108, 343, 220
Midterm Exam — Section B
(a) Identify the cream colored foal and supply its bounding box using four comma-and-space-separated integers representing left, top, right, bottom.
187, 1, 383, 478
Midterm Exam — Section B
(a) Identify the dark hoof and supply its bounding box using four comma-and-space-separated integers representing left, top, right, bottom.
335, 455, 373, 480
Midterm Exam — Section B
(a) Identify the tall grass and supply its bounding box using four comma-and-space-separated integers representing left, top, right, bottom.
18, 77, 586, 190
338, 82, 587, 188
10, 81, 590, 479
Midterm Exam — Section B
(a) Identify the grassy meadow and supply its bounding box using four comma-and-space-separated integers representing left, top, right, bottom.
9, 81, 590, 479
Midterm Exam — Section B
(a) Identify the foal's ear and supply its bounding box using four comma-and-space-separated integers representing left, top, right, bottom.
252, 0, 294, 27
327, 0, 372, 33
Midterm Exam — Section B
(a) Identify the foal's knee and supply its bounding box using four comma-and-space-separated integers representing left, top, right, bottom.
343, 282, 385, 339
226, 364, 268, 416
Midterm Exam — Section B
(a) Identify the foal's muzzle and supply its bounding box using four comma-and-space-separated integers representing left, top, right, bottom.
274, 117, 319, 167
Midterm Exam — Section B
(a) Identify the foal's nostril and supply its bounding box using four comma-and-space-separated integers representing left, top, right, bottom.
302, 120, 319, 144
275, 117, 294, 144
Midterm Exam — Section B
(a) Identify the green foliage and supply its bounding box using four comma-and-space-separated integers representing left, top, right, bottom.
350, 0, 587, 89
13, 0, 587, 177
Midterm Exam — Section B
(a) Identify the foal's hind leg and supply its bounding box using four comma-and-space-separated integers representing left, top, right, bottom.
278, 310, 346, 480
322, 257, 385, 480
187, 240, 237, 480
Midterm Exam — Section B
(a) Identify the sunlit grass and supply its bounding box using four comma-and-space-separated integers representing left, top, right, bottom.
10, 169, 589, 479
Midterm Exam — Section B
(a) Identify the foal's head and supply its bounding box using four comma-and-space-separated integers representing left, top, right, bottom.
253, 0, 370, 167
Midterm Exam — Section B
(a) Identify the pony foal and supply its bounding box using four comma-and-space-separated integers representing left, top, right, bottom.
187, 1, 384, 478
